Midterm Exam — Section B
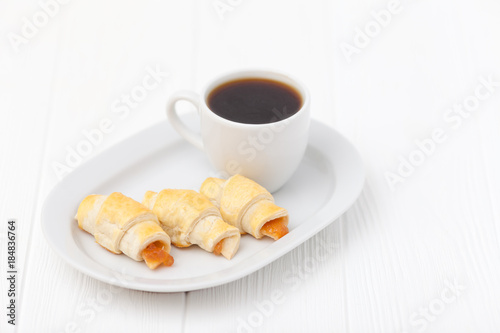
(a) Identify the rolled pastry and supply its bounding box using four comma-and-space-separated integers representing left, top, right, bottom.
200, 174, 289, 240
142, 189, 240, 260
76, 192, 174, 269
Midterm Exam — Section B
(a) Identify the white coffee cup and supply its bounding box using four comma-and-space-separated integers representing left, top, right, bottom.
166, 69, 310, 193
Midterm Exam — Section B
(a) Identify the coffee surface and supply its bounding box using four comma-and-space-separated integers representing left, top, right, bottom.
207, 78, 302, 124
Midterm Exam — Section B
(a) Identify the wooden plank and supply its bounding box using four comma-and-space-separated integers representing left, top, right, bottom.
331, 0, 500, 332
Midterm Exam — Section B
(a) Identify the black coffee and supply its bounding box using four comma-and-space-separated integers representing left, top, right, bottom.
207, 78, 302, 124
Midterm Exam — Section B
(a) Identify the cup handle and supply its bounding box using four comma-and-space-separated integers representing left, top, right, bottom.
166, 90, 204, 150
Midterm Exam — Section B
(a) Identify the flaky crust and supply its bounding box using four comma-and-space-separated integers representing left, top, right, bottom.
75, 192, 171, 261
76, 194, 106, 235
143, 189, 240, 259
200, 174, 289, 239
95, 192, 160, 253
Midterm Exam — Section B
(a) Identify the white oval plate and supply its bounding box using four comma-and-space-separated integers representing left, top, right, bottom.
42, 115, 364, 292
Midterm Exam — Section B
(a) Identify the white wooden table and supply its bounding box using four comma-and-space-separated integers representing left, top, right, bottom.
2, 0, 500, 332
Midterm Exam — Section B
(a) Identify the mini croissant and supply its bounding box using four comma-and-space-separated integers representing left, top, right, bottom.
76, 192, 174, 269
142, 189, 240, 260
200, 174, 289, 240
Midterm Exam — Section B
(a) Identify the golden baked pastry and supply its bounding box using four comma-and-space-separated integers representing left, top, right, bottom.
142, 189, 240, 260
76, 192, 174, 269
200, 174, 289, 240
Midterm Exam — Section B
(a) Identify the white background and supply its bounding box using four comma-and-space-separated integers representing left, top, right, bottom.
1, 0, 500, 332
